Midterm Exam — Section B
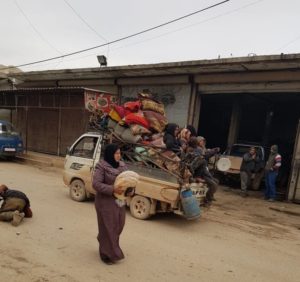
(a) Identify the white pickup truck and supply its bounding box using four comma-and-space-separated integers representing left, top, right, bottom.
63, 132, 207, 220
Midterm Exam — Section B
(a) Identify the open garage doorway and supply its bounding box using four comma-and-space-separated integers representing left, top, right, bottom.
198, 92, 300, 197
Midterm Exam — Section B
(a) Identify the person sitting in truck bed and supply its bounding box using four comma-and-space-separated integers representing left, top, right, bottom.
163, 123, 181, 154
185, 137, 218, 205
197, 136, 220, 160
177, 128, 191, 153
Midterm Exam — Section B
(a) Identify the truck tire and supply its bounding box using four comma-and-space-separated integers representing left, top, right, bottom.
130, 195, 151, 220
70, 179, 87, 202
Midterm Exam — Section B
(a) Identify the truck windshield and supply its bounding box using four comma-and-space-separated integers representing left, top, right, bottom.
230, 145, 263, 158
230, 145, 253, 157
71, 136, 98, 159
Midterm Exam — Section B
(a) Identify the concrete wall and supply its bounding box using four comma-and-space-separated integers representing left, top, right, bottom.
121, 85, 191, 126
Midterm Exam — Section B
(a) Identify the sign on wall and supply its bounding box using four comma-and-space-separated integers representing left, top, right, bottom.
84, 91, 117, 115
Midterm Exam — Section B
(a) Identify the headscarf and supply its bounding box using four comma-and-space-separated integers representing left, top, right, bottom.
104, 143, 120, 168
165, 123, 179, 137
186, 125, 197, 137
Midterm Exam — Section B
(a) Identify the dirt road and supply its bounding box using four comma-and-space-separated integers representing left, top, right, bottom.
0, 161, 299, 282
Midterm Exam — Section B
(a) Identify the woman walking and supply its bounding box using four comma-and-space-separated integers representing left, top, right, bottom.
92, 144, 127, 265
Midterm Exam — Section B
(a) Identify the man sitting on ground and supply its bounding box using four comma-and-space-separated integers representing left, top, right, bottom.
0, 184, 32, 226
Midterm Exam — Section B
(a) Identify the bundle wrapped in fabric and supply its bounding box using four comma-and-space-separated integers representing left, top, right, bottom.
109, 108, 122, 122
147, 148, 164, 167
124, 111, 150, 128
121, 128, 142, 143
114, 123, 126, 136
124, 100, 141, 112
161, 150, 181, 173
141, 99, 165, 115
107, 118, 118, 129
134, 147, 149, 161
114, 171, 140, 201
143, 110, 167, 133
150, 136, 166, 148
130, 124, 151, 136
113, 105, 126, 119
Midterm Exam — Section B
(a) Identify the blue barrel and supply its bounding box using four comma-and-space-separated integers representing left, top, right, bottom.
181, 189, 201, 220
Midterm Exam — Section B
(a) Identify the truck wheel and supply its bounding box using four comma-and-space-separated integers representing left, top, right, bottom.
130, 195, 151, 220
70, 179, 87, 202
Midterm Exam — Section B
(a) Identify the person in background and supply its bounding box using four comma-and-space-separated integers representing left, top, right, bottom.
197, 136, 220, 160
185, 137, 218, 205
163, 123, 181, 154
265, 145, 282, 202
92, 144, 128, 265
240, 147, 260, 197
178, 128, 191, 152
0, 184, 32, 226
186, 125, 197, 137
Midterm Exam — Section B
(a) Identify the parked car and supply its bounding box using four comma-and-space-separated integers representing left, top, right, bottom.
0, 120, 24, 158
216, 143, 266, 190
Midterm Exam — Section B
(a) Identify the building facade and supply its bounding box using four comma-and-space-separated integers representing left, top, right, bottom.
1, 53, 300, 201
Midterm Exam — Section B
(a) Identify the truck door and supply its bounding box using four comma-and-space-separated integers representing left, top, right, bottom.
91, 135, 103, 179
64, 135, 100, 194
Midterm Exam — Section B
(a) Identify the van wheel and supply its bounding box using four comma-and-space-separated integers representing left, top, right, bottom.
70, 179, 87, 202
130, 196, 151, 220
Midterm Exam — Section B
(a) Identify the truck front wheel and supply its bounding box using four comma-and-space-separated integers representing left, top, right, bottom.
130, 195, 151, 220
70, 179, 87, 202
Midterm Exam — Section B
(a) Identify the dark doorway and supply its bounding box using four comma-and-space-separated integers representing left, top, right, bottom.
198, 92, 300, 194
198, 94, 234, 151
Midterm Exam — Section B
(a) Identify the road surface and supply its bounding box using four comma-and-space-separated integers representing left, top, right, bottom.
0, 161, 299, 282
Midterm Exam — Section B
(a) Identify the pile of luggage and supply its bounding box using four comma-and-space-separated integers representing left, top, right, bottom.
106, 93, 168, 147
88, 93, 190, 181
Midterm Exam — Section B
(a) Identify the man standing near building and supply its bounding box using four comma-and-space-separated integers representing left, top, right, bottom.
265, 145, 282, 202
240, 147, 260, 197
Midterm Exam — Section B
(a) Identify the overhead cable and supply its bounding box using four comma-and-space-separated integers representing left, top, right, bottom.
14, 0, 62, 55
63, 0, 108, 42
1, 0, 230, 71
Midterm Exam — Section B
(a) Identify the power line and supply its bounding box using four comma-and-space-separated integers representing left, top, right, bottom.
49, 0, 262, 68
63, 0, 108, 42
109, 0, 264, 55
14, 0, 62, 55
63, 0, 110, 60
1, 0, 229, 71
274, 34, 300, 53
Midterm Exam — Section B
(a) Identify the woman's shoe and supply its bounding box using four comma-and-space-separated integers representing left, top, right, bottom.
101, 257, 114, 265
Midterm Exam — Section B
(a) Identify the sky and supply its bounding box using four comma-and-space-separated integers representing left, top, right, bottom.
1, 0, 300, 72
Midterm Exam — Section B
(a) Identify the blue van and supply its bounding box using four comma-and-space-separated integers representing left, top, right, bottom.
0, 120, 23, 157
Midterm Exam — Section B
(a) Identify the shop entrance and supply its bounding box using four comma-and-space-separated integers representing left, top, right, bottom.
198, 92, 300, 194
